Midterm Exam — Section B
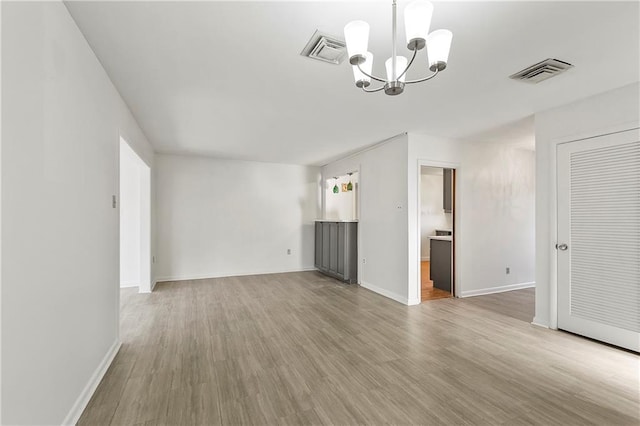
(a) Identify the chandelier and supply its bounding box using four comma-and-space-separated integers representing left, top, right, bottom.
344, 0, 452, 95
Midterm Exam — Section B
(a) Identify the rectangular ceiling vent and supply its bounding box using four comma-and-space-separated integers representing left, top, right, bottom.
509, 58, 574, 84
300, 30, 347, 65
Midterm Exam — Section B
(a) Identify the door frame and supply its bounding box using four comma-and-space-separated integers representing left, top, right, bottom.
119, 136, 152, 294
549, 124, 640, 330
415, 159, 461, 303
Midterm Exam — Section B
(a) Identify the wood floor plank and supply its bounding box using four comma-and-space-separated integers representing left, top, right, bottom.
78, 272, 639, 425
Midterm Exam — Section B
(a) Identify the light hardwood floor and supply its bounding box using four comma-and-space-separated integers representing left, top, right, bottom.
421, 261, 452, 301
79, 272, 639, 425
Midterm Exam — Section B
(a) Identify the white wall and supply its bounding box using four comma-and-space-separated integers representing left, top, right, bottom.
120, 141, 141, 287
420, 170, 452, 260
322, 134, 410, 304
156, 154, 320, 281
534, 82, 640, 328
0, 3, 3, 420
1, 2, 155, 424
325, 173, 358, 221
458, 142, 535, 297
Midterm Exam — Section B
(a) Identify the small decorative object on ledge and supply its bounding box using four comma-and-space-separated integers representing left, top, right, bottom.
333, 177, 339, 193
347, 173, 354, 191
342, 183, 348, 192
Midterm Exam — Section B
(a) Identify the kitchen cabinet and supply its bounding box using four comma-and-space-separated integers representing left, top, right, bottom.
443, 168, 453, 213
314, 221, 358, 283
430, 238, 452, 292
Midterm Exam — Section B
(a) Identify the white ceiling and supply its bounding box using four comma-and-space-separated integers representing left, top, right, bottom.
65, 1, 639, 165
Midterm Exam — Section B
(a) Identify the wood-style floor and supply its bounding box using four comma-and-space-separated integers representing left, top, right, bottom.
79, 272, 639, 425
421, 260, 452, 301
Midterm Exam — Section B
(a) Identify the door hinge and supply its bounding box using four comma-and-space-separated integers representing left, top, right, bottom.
112, 195, 117, 209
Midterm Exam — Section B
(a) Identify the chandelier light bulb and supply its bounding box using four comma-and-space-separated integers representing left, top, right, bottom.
344, 20, 370, 65
352, 52, 374, 87
404, 0, 434, 50
427, 29, 453, 71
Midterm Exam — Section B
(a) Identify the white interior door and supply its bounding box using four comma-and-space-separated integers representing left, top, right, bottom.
557, 128, 639, 352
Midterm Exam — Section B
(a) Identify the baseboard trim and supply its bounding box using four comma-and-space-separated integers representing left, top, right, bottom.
62, 339, 121, 426
531, 320, 549, 329
407, 297, 421, 306
155, 267, 317, 284
460, 282, 535, 298
532, 316, 550, 329
360, 281, 410, 305
119, 281, 138, 288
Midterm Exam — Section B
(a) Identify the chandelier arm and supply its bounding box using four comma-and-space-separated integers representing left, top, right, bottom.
405, 68, 439, 84
356, 63, 387, 83
362, 84, 386, 93
396, 48, 418, 81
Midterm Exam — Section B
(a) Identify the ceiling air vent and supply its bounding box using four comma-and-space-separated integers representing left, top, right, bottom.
300, 30, 347, 65
509, 58, 574, 84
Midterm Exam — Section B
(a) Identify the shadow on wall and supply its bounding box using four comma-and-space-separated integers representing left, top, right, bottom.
300, 167, 322, 267
469, 145, 535, 215
461, 142, 536, 290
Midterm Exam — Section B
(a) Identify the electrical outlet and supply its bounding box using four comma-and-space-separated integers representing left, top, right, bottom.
287, 249, 291, 255
506, 267, 510, 274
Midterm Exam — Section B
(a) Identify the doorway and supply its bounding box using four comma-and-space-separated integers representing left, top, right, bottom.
419, 166, 455, 301
119, 137, 151, 293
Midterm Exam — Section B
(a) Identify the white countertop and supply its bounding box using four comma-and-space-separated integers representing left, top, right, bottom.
315, 219, 359, 223
429, 235, 452, 241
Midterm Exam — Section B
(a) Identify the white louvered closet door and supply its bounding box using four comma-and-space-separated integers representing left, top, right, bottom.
557, 128, 640, 352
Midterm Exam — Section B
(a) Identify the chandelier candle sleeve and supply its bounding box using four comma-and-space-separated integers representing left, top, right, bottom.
352, 52, 374, 87
386, 56, 408, 82
405, 0, 433, 50
427, 29, 453, 71
344, 21, 370, 65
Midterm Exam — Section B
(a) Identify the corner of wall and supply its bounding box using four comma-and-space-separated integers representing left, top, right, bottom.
531, 317, 550, 329
61, 340, 121, 426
